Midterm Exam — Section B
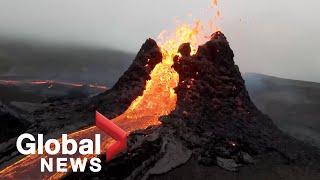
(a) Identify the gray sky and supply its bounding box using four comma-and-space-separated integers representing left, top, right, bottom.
0, 0, 319, 82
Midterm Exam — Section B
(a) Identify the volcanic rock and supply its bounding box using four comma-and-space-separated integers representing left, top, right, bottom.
216, 157, 239, 171
178, 43, 191, 57
90, 39, 162, 119
0, 101, 30, 166
0, 101, 29, 143
66, 32, 320, 179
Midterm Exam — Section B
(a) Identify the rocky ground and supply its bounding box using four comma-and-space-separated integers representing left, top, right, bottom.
0, 101, 29, 143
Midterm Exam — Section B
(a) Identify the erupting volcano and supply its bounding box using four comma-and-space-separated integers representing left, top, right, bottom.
1, 1, 320, 180
119, 23, 203, 125
0, 20, 215, 179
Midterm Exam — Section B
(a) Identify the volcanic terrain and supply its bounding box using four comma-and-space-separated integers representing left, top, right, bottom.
64, 32, 320, 179
0, 32, 319, 179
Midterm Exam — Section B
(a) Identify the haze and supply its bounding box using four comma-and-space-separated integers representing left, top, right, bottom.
0, 0, 319, 82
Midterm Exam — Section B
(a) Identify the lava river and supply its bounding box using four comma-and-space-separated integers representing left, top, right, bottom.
0, 24, 202, 179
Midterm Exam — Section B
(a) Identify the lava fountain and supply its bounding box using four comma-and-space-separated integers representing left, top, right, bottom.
0, 1, 221, 179
0, 23, 206, 180
122, 23, 201, 123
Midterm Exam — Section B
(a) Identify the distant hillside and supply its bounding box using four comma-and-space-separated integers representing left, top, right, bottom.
0, 39, 134, 86
244, 73, 320, 148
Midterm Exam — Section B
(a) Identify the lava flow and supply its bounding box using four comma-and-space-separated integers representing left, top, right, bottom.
0, 24, 203, 180
0, 1, 221, 179
0, 79, 108, 90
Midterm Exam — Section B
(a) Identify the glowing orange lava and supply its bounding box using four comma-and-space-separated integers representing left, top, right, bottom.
0, 24, 204, 180
0, 1, 222, 179
125, 23, 202, 122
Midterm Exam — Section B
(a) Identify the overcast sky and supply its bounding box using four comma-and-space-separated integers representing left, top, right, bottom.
0, 0, 319, 82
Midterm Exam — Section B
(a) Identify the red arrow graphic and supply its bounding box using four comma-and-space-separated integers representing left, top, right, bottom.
95, 111, 128, 161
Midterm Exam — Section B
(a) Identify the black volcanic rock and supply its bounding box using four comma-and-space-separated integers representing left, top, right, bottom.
165, 32, 320, 168
90, 39, 162, 119
0, 102, 30, 167
65, 32, 320, 179
0, 101, 29, 143
170, 31, 277, 154
178, 43, 191, 57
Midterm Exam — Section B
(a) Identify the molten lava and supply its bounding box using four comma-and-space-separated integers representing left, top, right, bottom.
0, 1, 222, 179
125, 23, 201, 122
0, 24, 205, 180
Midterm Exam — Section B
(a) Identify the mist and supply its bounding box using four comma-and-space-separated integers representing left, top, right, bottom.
0, 0, 319, 82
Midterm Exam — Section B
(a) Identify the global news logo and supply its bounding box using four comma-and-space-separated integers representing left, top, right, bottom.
15, 111, 127, 173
